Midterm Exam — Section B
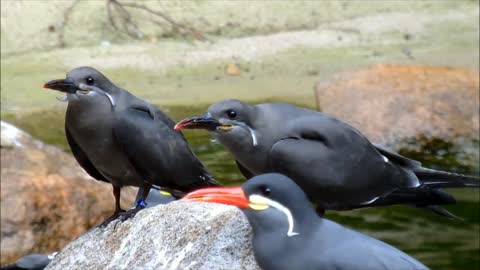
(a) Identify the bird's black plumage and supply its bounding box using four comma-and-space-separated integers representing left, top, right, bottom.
176, 100, 479, 218
44, 66, 218, 225
65, 127, 108, 183
113, 102, 218, 192
184, 173, 429, 270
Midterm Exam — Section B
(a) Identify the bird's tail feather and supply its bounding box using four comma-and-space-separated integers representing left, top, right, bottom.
183, 172, 222, 194
354, 188, 464, 220
371, 188, 457, 207
414, 167, 480, 188
419, 205, 464, 221
202, 172, 222, 187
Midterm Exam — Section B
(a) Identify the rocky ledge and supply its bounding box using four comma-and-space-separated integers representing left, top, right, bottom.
45, 201, 259, 270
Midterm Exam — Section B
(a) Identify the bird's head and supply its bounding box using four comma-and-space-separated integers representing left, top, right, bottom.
43, 66, 116, 106
175, 99, 258, 147
184, 173, 316, 238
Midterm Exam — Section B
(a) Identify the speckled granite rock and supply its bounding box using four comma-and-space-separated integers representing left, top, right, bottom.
46, 201, 259, 270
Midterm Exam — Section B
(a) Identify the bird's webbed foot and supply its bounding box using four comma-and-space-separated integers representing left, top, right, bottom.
117, 199, 147, 222
97, 209, 126, 228
316, 207, 326, 217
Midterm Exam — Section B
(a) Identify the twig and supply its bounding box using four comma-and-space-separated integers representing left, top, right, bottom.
58, 0, 79, 47
107, 0, 143, 38
106, 0, 206, 41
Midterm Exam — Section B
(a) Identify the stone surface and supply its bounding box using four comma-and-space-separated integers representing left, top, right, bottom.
0, 121, 135, 265
45, 201, 259, 270
314, 65, 480, 147
225, 63, 241, 76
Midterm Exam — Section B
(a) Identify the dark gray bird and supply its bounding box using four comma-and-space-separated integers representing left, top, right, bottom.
184, 173, 429, 270
43, 66, 218, 225
0, 253, 56, 270
175, 99, 479, 218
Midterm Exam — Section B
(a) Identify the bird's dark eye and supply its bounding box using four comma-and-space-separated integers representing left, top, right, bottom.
226, 109, 237, 119
86, 77, 94, 85
261, 186, 271, 197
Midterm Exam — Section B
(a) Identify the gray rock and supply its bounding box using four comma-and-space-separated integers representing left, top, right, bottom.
45, 201, 259, 270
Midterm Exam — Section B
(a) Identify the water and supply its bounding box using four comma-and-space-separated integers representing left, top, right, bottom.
3, 105, 479, 270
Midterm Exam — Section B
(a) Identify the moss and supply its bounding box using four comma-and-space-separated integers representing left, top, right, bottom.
399, 136, 480, 175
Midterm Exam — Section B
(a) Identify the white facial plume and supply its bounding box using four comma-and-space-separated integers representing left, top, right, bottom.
78, 83, 116, 107
56, 95, 69, 102
249, 194, 299, 237
234, 122, 258, 147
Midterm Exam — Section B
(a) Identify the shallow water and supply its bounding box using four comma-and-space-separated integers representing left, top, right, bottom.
3, 104, 479, 270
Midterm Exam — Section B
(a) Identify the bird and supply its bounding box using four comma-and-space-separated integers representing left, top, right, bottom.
184, 173, 430, 270
43, 66, 219, 226
0, 253, 56, 270
175, 99, 479, 218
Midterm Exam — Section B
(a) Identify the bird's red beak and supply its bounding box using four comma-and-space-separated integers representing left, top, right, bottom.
183, 186, 249, 208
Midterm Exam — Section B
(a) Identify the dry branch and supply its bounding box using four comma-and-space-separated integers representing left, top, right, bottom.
106, 0, 206, 41
58, 0, 79, 47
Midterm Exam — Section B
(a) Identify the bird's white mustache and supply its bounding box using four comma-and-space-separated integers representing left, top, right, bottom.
247, 126, 258, 146
233, 122, 258, 147
56, 95, 69, 102
79, 83, 116, 107
250, 194, 299, 237
56, 83, 116, 107
57, 84, 116, 107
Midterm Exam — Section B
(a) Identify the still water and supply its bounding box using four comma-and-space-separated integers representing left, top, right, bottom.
3, 103, 479, 270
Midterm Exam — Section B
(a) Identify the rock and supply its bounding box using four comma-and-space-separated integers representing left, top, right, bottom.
0, 121, 135, 265
225, 63, 241, 76
45, 202, 259, 270
314, 65, 479, 148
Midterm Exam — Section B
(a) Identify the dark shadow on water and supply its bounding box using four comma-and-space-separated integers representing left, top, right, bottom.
2, 103, 479, 270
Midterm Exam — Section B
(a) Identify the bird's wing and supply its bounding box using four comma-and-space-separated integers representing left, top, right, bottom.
373, 144, 422, 168
323, 241, 428, 270
65, 126, 108, 182
318, 221, 429, 270
374, 143, 479, 187
268, 115, 393, 193
235, 160, 255, 179
113, 104, 218, 191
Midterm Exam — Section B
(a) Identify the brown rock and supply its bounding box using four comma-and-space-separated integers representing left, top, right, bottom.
0, 121, 135, 265
314, 64, 479, 146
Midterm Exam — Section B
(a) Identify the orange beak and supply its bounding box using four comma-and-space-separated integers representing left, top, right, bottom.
183, 186, 249, 208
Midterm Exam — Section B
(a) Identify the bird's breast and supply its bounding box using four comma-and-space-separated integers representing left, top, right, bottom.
66, 103, 140, 186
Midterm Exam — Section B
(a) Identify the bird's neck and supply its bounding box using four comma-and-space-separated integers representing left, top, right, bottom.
251, 211, 320, 270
